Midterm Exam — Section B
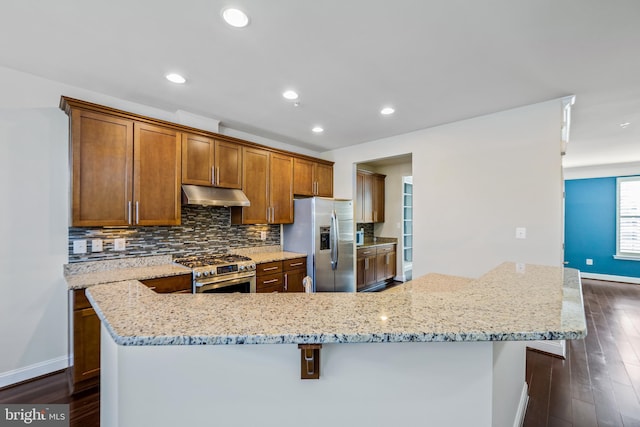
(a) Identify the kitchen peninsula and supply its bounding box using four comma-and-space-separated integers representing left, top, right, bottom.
87, 262, 586, 427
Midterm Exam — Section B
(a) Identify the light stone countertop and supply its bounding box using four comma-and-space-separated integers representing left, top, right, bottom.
64, 255, 192, 290
86, 262, 587, 346
244, 251, 307, 264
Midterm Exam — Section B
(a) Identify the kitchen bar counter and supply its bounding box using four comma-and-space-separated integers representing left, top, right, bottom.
95, 261, 586, 427
87, 262, 586, 346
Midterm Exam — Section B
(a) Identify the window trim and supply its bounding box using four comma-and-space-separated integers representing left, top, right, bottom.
616, 176, 640, 260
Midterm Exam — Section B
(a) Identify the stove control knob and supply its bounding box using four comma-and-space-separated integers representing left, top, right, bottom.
210, 270, 216, 276
239, 265, 245, 271
195, 272, 202, 278
202, 271, 209, 277
250, 264, 256, 270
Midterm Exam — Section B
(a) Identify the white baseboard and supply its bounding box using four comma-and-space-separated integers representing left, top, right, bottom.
513, 382, 529, 427
0, 356, 69, 389
526, 340, 566, 358
580, 272, 640, 284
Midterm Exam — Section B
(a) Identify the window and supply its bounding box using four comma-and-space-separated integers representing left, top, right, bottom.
616, 176, 640, 259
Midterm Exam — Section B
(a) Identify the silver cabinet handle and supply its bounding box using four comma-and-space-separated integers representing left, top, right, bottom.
211, 166, 215, 185
284, 273, 288, 291
289, 262, 303, 267
216, 167, 220, 186
135, 201, 139, 224
263, 278, 278, 284
127, 201, 132, 225
263, 266, 279, 271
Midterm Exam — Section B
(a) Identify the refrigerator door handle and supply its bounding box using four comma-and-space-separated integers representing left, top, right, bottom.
330, 210, 339, 270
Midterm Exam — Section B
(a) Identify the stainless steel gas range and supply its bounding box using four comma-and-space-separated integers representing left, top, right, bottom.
173, 254, 256, 293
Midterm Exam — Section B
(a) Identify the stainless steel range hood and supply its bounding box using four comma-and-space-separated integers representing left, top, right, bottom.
181, 184, 250, 207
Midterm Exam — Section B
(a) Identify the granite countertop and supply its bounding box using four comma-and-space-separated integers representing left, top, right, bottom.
245, 251, 307, 264
64, 255, 192, 290
86, 262, 587, 346
357, 237, 398, 249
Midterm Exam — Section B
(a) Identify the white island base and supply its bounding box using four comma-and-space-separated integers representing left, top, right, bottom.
101, 324, 528, 427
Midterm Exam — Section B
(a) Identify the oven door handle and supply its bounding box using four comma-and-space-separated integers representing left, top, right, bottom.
194, 273, 256, 293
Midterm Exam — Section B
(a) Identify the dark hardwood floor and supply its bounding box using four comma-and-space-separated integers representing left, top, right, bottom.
0, 278, 638, 427
524, 278, 640, 427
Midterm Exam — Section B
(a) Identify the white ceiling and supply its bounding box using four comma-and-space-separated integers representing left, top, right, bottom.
2, 0, 639, 168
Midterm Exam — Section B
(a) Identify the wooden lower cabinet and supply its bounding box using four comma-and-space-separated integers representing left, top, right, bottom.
357, 244, 396, 291
69, 274, 192, 393
256, 257, 307, 293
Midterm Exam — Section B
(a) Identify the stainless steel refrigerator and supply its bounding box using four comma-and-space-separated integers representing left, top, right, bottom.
283, 197, 355, 292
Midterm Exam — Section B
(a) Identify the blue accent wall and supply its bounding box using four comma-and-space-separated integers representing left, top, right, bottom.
564, 177, 640, 278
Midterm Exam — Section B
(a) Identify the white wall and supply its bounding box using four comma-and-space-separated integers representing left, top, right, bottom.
328, 100, 564, 278
0, 66, 323, 386
563, 161, 640, 180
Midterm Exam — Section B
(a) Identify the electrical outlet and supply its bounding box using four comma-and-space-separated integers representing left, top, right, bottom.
92, 239, 103, 252
114, 238, 126, 251
260, 231, 267, 241
515, 227, 527, 239
73, 240, 87, 254
586, 259, 593, 266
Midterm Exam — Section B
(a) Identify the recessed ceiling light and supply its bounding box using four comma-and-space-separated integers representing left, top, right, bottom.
222, 8, 249, 28
620, 122, 631, 128
166, 73, 186, 84
312, 126, 324, 133
380, 106, 395, 115
282, 90, 299, 100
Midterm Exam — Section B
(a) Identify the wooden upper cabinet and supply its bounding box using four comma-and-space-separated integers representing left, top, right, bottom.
214, 140, 242, 189
69, 107, 181, 227
133, 123, 181, 225
181, 133, 214, 186
233, 147, 270, 224
181, 134, 242, 189
356, 170, 385, 223
71, 109, 134, 226
270, 153, 294, 224
373, 173, 385, 223
232, 148, 293, 224
315, 163, 333, 197
293, 158, 333, 197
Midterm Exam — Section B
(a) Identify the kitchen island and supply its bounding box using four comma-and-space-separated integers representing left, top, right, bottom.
87, 262, 586, 427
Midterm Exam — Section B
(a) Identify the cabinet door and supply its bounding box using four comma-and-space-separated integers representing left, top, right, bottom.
133, 123, 181, 225
214, 140, 242, 189
376, 252, 388, 283
387, 250, 396, 280
182, 133, 214, 186
293, 158, 315, 196
283, 257, 307, 292
140, 274, 192, 293
235, 147, 269, 224
363, 173, 374, 223
315, 163, 333, 197
73, 307, 101, 383
356, 256, 366, 290
71, 109, 133, 226
373, 174, 385, 223
356, 172, 365, 223
270, 153, 294, 224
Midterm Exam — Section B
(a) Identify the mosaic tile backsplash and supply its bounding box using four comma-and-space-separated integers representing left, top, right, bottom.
68, 205, 280, 263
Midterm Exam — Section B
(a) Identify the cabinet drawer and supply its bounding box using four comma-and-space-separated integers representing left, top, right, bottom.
284, 257, 306, 271
73, 289, 92, 310
256, 261, 283, 275
256, 273, 283, 293
140, 274, 192, 293
357, 248, 376, 258
376, 245, 395, 255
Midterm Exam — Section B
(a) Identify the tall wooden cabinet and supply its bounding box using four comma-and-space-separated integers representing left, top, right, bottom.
232, 147, 294, 224
69, 108, 181, 226
356, 170, 385, 223
181, 133, 242, 189
293, 158, 333, 197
